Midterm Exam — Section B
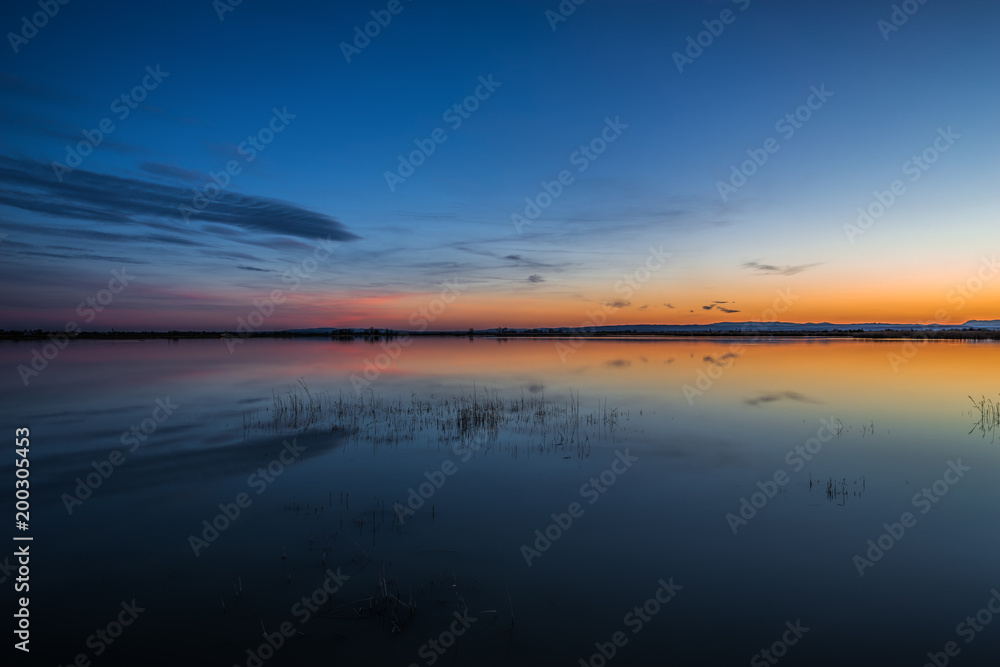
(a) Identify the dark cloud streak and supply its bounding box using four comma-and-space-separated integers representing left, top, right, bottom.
0, 155, 359, 245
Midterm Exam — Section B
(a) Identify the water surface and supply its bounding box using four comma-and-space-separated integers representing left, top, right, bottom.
2, 337, 998, 666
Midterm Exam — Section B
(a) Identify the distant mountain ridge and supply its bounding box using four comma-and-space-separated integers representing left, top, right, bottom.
288, 320, 1000, 334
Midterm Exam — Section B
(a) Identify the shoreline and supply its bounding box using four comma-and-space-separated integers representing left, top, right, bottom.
3, 329, 1000, 341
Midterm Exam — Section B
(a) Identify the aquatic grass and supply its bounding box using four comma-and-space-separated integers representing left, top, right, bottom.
242, 381, 620, 456
969, 394, 1000, 441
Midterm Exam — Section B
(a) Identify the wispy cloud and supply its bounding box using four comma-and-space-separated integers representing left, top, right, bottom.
0, 155, 360, 245
743, 260, 821, 276
700, 299, 740, 313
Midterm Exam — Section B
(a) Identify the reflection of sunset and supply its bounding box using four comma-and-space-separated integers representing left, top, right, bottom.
62, 338, 995, 421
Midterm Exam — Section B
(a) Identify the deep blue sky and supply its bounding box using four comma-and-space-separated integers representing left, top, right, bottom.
2, 0, 998, 329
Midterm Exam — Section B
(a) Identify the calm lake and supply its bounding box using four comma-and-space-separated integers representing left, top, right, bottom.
3, 337, 999, 666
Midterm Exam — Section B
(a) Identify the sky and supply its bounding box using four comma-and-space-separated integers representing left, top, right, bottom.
1, 0, 998, 331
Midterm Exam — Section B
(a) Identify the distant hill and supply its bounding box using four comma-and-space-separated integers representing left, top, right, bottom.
287, 320, 1000, 335
963, 320, 1000, 328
